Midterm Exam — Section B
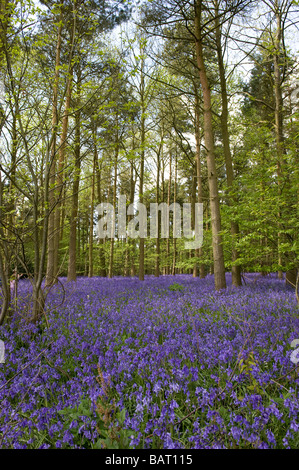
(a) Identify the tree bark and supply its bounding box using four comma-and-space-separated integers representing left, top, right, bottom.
0, 172, 10, 325
194, 0, 226, 290
89, 149, 96, 278
129, 161, 136, 276
139, 51, 146, 281
45, 16, 63, 287
155, 141, 162, 277
166, 153, 172, 275
172, 152, 177, 275
273, 0, 286, 280
54, 64, 74, 282
108, 120, 119, 278
67, 72, 82, 281
214, 0, 241, 287
191, 156, 197, 277
53, 8, 76, 284
194, 87, 205, 278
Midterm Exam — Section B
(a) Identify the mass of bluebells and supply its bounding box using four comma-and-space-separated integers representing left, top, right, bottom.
0, 272, 299, 449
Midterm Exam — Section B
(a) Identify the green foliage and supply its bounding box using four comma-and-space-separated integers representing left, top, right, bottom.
168, 282, 184, 292
238, 352, 265, 395
94, 406, 135, 449
57, 396, 135, 449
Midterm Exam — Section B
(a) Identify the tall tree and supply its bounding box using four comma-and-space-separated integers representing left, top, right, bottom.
194, 0, 226, 289
213, 0, 242, 286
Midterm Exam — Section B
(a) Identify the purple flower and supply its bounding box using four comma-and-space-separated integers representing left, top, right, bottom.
1, 273, 298, 449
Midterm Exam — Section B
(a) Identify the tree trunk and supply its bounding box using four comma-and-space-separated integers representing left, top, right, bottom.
108, 127, 119, 279
195, 91, 205, 279
53, 9, 76, 284
129, 161, 136, 276
45, 20, 62, 287
273, 1, 286, 280
194, 88, 205, 278
155, 142, 161, 277
54, 65, 74, 282
139, 50, 146, 281
0, 175, 10, 325
191, 155, 197, 277
0, 2, 16, 324
214, 1, 241, 287
67, 70, 81, 281
161, 157, 165, 274
89, 151, 96, 278
194, 0, 226, 290
93, 132, 106, 277
166, 153, 172, 275
172, 152, 177, 275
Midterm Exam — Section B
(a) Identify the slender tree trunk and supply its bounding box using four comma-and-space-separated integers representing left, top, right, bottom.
166, 153, 172, 275
89, 151, 96, 278
124, 162, 132, 277
193, 90, 205, 278
60, 184, 67, 242
161, 157, 165, 274
0, 172, 10, 325
273, 1, 286, 280
53, 7, 77, 284
155, 143, 161, 277
6, 114, 18, 318
67, 70, 82, 281
191, 156, 197, 277
108, 126, 119, 279
139, 50, 146, 281
77, 211, 81, 265
0, 3, 14, 326
94, 130, 106, 277
84, 213, 88, 276
214, 1, 241, 287
45, 20, 62, 287
124, 245, 129, 277
0, 0, 12, 130
172, 152, 177, 275
129, 161, 136, 276
194, 0, 226, 290
67, 152, 81, 282
54, 64, 74, 282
